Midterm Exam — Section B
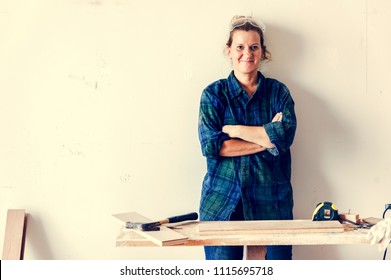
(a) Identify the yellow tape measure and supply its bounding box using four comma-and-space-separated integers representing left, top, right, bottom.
312, 201, 339, 221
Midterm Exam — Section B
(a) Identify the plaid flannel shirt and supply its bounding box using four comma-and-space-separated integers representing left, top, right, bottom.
198, 71, 297, 221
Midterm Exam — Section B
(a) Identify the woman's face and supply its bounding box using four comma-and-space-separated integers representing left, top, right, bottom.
227, 30, 262, 75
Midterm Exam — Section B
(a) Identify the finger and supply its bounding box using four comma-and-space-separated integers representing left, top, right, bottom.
369, 227, 384, 245
376, 231, 385, 244
272, 112, 283, 122
378, 237, 391, 252
371, 235, 381, 245
385, 219, 391, 238
367, 231, 374, 241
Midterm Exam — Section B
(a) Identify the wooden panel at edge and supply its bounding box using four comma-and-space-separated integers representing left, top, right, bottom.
2, 209, 26, 260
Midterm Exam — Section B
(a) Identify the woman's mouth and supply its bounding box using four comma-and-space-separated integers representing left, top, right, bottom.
240, 60, 254, 63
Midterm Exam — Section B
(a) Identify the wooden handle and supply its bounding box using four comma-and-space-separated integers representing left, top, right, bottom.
167, 212, 198, 224
141, 212, 199, 230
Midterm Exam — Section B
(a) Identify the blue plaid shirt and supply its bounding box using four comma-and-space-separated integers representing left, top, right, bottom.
198, 71, 297, 221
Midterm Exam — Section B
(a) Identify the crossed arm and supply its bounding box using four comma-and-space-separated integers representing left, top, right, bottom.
219, 112, 282, 157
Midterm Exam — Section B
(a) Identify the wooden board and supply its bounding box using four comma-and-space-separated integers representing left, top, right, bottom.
198, 220, 344, 235
116, 220, 371, 247
112, 212, 188, 246
362, 217, 382, 225
2, 209, 27, 260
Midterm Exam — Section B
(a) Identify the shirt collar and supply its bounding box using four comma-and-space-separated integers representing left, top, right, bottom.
226, 70, 265, 99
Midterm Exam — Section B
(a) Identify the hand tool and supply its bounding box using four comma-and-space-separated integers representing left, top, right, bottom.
312, 202, 374, 228
125, 212, 198, 231
312, 201, 339, 221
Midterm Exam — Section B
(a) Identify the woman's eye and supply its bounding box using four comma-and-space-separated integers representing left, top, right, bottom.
236, 45, 244, 50
251, 45, 259, 51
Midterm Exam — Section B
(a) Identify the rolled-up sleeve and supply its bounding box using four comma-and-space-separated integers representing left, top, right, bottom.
263, 85, 297, 156
198, 89, 229, 158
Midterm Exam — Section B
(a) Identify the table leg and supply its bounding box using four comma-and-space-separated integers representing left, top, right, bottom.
246, 245, 267, 260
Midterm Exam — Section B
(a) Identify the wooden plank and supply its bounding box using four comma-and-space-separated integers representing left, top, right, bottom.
198, 220, 344, 235
112, 212, 188, 246
116, 220, 371, 247
362, 217, 382, 225
2, 209, 27, 260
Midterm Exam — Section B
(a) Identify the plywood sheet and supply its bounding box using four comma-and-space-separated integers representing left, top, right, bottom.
198, 219, 344, 235
112, 212, 188, 246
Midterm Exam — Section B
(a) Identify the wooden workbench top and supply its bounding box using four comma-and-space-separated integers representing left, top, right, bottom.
115, 220, 371, 247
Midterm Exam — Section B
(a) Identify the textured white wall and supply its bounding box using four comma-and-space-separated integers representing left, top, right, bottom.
1, 0, 390, 260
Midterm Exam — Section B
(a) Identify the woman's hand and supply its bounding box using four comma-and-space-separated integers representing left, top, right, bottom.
222, 125, 238, 138
272, 112, 283, 122
222, 112, 282, 137
221, 112, 283, 148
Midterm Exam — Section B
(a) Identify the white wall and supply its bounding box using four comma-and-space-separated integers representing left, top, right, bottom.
1, 0, 390, 260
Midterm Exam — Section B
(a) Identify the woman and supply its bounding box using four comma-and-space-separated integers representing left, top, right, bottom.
198, 15, 297, 260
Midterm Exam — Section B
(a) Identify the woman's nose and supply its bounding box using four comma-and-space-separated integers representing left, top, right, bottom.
243, 48, 252, 57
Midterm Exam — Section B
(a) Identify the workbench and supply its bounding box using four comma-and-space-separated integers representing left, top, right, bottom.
115, 217, 371, 259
